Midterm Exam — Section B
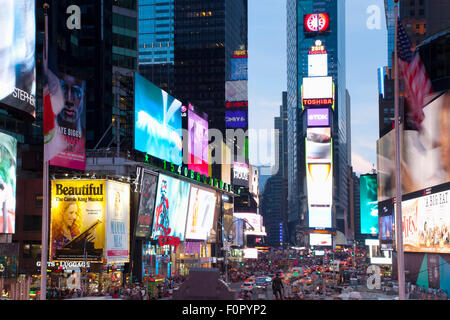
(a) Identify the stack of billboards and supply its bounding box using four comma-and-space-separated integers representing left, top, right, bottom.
137, 172, 218, 244
303, 39, 334, 245
225, 51, 248, 129
376, 92, 450, 291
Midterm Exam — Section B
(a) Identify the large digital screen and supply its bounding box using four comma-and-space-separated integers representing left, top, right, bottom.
306, 127, 331, 162
377, 92, 450, 200
302, 77, 333, 99
230, 58, 248, 81
188, 106, 209, 176
0, 132, 17, 234
105, 181, 130, 263
307, 108, 329, 127
308, 53, 328, 77
225, 110, 247, 129
0, 0, 36, 119
136, 171, 158, 238
309, 233, 332, 246
402, 189, 450, 254
233, 212, 266, 236
135, 72, 182, 165
152, 174, 190, 241
50, 180, 106, 261
304, 13, 330, 33
185, 186, 217, 240
225, 80, 248, 102
360, 174, 379, 235
306, 127, 333, 229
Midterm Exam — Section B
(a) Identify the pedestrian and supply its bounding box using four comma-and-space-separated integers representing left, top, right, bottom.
271, 273, 284, 300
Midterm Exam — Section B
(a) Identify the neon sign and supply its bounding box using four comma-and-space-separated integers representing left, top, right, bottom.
157, 224, 180, 252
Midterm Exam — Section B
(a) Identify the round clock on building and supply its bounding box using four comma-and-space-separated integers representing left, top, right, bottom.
304, 13, 330, 32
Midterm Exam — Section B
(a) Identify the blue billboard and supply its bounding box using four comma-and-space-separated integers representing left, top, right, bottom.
134, 72, 182, 164
360, 174, 378, 235
230, 58, 248, 81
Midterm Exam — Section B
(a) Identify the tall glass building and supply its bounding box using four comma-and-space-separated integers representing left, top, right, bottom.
286, 0, 349, 246
138, 0, 175, 94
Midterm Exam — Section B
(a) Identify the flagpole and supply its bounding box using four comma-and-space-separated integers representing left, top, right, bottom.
393, 0, 406, 300
40, 2, 50, 301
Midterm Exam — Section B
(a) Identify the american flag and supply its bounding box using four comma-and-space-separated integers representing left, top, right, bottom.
397, 20, 433, 131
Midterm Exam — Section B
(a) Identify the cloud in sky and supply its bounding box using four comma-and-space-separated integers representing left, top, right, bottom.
352, 152, 376, 175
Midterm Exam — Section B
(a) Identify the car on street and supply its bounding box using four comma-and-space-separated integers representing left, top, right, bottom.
241, 281, 254, 292
254, 277, 270, 289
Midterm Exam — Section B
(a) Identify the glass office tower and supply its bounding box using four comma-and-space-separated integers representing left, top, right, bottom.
286, 0, 349, 246
138, 0, 175, 94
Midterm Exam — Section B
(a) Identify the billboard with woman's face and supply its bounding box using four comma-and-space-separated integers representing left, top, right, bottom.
50, 180, 106, 261
0, 132, 17, 234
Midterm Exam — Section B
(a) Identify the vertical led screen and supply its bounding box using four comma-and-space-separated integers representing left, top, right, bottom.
185, 186, 217, 240
44, 73, 86, 170
0, 132, 17, 234
0, 0, 36, 119
134, 72, 182, 165
152, 174, 190, 241
306, 127, 332, 229
360, 174, 378, 235
188, 107, 209, 176
105, 181, 130, 263
50, 180, 106, 261
233, 162, 249, 187
136, 171, 158, 238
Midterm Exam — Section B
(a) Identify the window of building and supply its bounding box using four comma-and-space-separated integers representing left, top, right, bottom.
23, 242, 41, 259
23, 215, 42, 232
35, 194, 43, 209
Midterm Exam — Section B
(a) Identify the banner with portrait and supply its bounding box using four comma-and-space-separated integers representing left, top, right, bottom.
105, 181, 130, 263
50, 180, 106, 261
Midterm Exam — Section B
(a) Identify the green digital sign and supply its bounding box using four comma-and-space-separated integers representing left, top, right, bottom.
360, 174, 378, 235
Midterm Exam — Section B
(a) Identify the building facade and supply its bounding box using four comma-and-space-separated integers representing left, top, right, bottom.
286, 0, 349, 246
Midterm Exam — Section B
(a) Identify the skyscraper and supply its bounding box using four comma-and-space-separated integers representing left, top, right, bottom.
173, 0, 248, 180
261, 92, 288, 247
138, 0, 175, 94
286, 0, 348, 246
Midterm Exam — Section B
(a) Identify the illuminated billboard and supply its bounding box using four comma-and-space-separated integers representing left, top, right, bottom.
243, 248, 258, 259
304, 13, 330, 33
308, 53, 328, 77
0, 0, 36, 119
225, 80, 248, 102
230, 58, 248, 81
307, 108, 329, 127
302, 76, 333, 100
185, 186, 217, 241
152, 174, 190, 241
360, 174, 378, 235
188, 106, 209, 176
306, 127, 331, 162
105, 181, 130, 263
232, 162, 249, 187
402, 189, 450, 254
225, 101, 248, 108
306, 127, 333, 229
377, 92, 450, 201
0, 132, 17, 234
310, 233, 332, 246
136, 171, 158, 238
233, 212, 267, 236
134, 72, 182, 165
44, 72, 86, 171
225, 110, 247, 129
380, 214, 393, 241
50, 180, 106, 261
